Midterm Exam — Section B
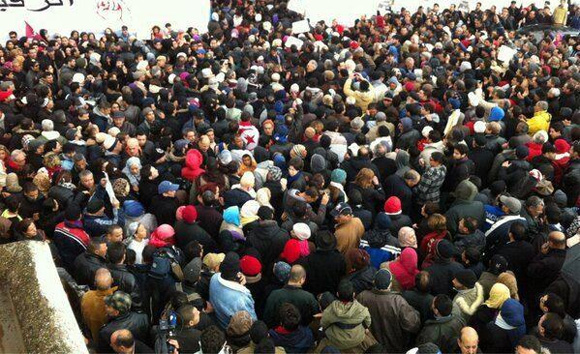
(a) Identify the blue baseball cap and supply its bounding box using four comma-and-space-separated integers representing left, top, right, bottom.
158, 181, 179, 194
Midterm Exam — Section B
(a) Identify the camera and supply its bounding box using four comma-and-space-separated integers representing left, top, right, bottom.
156, 312, 177, 353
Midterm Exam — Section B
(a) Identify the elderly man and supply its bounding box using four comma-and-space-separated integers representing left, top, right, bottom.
456, 327, 480, 354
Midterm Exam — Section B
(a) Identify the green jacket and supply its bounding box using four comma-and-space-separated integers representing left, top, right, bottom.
263, 285, 319, 328
416, 315, 464, 352
320, 300, 371, 350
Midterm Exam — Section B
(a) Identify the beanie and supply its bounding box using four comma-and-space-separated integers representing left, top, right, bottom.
383, 196, 402, 215
454, 269, 477, 288
292, 223, 311, 240
240, 255, 262, 276
182, 205, 198, 224
374, 269, 392, 290
489, 106, 505, 121
123, 200, 145, 217
375, 213, 392, 230
554, 139, 570, 154
273, 261, 291, 283
330, 169, 347, 184
436, 239, 455, 259
220, 252, 241, 280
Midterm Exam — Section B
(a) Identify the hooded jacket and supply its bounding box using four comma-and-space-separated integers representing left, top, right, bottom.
343, 78, 375, 111
246, 220, 290, 280
526, 110, 551, 135
320, 300, 372, 350
445, 180, 485, 236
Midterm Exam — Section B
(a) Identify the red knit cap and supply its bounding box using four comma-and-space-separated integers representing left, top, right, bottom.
384, 196, 402, 215
182, 205, 198, 224
350, 41, 359, 50
240, 255, 262, 276
554, 139, 570, 154
404, 81, 415, 92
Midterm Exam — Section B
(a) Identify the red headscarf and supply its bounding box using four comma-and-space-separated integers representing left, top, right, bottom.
389, 248, 419, 290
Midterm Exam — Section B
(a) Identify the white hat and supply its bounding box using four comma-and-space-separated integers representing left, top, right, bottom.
108, 127, 121, 137
422, 126, 434, 138
290, 83, 300, 93
263, 21, 272, 31
176, 52, 187, 59
255, 13, 262, 22
102, 134, 117, 150
168, 73, 177, 85
292, 223, 311, 240
72, 73, 85, 84
474, 121, 486, 134
271, 73, 280, 82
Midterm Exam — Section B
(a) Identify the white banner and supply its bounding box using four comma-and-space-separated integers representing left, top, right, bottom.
0, 0, 211, 41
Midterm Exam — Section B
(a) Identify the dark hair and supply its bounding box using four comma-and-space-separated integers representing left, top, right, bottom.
541, 312, 563, 340
125, 248, 136, 265
433, 294, 453, 316
464, 247, 481, 264
249, 321, 269, 344
112, 330, 134, 349
22, 182, 39, 194
509, 221, 527, 241
461, 217, 478, 233
337, 280, 354, 301
279, 303, 301, 330
201, 326, 226, 354
545, 203, 561, 224
454, 143, 469, 156
517, 335, 541, 353
16, 218, 35, 236
431, 151, 444, 163
289, 156, 304, 170
107, 242, 126, 264
544, 294, 566, 319
184, 241, 203, 263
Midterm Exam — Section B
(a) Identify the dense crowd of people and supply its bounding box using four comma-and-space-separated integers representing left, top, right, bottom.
0, 0, 579, 352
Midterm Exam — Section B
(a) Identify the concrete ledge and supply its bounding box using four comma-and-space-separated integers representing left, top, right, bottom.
0, 241, 88, 353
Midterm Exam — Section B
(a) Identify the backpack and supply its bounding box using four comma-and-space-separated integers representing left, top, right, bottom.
149, 248, 184, 281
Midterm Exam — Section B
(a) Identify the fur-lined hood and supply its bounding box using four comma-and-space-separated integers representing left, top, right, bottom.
454, 282, 484, 319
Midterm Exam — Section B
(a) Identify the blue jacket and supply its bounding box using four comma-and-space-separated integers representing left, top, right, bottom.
209, 273, 257, 328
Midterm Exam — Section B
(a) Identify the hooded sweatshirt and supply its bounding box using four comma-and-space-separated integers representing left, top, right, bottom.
445, 180, 485, 236
182, 149, 205, 181
320, 300, 372, 350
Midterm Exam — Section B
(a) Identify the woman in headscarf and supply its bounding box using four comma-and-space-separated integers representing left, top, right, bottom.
240, 200, 260, 232
468, 283, 511, 333
398, 226, 418, 249
122, 157, 142, 193
125, 222, 149, 264
256, 188, 273, 210
220, 206, 244, 241
149, 224, 176, 249
384, 247, 420, 292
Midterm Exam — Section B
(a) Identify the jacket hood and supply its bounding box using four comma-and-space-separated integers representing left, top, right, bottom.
454, 179, 478, 201
400, 117, 413, 132
395, 150, 410, 170
327, 300, 368, 324
185, 148, 204, 170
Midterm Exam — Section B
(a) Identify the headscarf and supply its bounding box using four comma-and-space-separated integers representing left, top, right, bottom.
395, 150, 411, 177
240, 200, 260, 226
149, 224, 175, 248
398, 226, 418, 248
256, 188, 273, 210
223, 206, 241, 227
388, 248, 420, 290
485, 283, 511, 309
122, 157, 142, 187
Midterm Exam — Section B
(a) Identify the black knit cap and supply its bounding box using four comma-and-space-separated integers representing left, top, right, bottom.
220, 252, 241, 280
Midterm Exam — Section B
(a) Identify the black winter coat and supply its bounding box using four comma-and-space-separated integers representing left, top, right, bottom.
149, 195, 179, 226
426, 259, 464, 297
299, 249, 347, 296
174, 220, 217, 252
246, 221, 290, 280
98, 312, 149, 353
73, 252, 107, 287
108, 263, 142, 308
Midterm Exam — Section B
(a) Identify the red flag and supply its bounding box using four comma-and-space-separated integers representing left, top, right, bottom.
25, 21, 36, 38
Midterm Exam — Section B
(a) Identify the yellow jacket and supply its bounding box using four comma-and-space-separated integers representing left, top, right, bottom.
527, 110, 551, 135
343, 78, 375, 111
553, 6, 568, 26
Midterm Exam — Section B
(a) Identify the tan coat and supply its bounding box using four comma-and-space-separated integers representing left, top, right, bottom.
81, 286, 117, 343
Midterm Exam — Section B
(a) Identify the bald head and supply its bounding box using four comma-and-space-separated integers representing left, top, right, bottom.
548, 231, 566, 249
111, 329, 134, 352
95, 268, 113, 291
458, 327, 479, 354
288, 265, 306, 284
